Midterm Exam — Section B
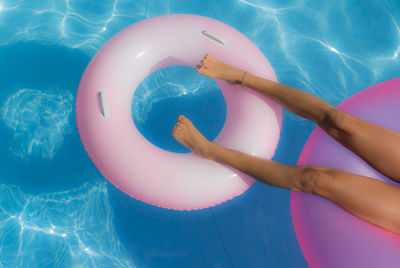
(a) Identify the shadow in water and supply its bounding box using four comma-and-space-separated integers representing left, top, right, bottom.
0, 41, 99, 194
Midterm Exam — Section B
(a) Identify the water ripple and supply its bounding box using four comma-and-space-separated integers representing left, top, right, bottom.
0, 181, 134, 267
0, 0, 147, 56
2, 88, 73, 160
132, 66, 220, 123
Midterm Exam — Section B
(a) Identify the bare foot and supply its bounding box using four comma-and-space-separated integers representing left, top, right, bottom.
171, 115, 214, 159
196, 54, 246, 85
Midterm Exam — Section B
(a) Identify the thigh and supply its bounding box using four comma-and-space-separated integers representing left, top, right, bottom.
322, 110, 400, 183
316, 167, 400, 234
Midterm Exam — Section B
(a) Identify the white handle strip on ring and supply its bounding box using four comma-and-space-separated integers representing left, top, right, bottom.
201, 30, 229, 47
97, 89, 110, 120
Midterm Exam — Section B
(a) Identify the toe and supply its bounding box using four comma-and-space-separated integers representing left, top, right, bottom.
181, 117, 191, 126
175, 128, 184, 136
176, 122, 184, 129
182, 116, 192, 126
196, 66, 206, 74
177, 115, 184, 122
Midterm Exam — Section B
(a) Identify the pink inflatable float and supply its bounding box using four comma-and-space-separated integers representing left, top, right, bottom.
291, 78, 400, 267
76, 14, 282, 210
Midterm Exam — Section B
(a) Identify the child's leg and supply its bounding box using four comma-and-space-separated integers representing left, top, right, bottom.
172, 116, 400, 234
196, 55, 400, 183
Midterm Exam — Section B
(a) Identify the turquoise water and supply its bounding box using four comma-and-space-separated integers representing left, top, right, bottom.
1, 0, 400, 267
132, 66, 227, 153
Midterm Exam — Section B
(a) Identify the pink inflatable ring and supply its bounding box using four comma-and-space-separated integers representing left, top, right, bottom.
76, 14, 282, 210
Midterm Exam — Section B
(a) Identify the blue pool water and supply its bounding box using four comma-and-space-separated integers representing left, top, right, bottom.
132, 66, 227, 153
1, 0, 400, 267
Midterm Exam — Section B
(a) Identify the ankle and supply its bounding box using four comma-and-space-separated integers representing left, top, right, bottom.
203, 141, 219, 160
234, 69, 247, 85
239, 71, 247, 86
223, 67, 246, 85
240, 71, 253, 87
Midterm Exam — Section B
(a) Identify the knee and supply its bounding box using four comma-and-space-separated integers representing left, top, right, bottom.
296, 167, 333, 196
321, 108, 352, 140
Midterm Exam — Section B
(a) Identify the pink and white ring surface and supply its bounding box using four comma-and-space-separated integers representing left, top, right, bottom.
76, 14, 282, 210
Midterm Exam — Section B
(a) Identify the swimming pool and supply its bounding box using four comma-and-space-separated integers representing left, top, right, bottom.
1, 0, 399, 267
